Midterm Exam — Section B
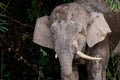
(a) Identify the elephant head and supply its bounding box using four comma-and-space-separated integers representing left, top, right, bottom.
33, 3, 111, 79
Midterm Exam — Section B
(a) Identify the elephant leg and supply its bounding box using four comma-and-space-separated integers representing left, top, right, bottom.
86, 36, 109, 80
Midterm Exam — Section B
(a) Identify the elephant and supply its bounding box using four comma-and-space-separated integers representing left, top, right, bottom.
33, 0, 120, 80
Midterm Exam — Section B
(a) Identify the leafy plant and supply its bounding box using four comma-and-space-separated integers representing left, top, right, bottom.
104, 0, 120, 11
106, 53, 120, 80
0, 2, 6, 9
0, 14, 8, 32
0, 64, 11, 80
27, 0, 49, 23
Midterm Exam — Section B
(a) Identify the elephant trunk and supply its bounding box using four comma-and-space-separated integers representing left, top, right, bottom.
58, 52, 74, 79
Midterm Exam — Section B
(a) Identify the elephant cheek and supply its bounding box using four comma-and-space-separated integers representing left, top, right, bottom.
58, 53, 74, 77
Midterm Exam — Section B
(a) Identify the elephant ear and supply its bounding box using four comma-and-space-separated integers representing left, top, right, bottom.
87, 12, 111, 47
33, 16, 54, 49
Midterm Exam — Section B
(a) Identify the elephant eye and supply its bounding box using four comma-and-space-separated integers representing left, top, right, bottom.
79, 28, 86, 36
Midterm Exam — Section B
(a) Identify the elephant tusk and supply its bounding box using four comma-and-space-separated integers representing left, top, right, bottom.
76, 51, 102, 60
55, 54, 58, 58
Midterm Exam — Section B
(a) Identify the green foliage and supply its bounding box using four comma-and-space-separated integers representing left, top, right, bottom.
104, 0, 120, 11
0, 14, 8, 32
38, 47, 60, 80
40, 48, 48, 56
27, 0, 49, 23
0, 2, 6, 9
27, 8, 40, 22
0, 64, 11, 80
106, 54, 120, 80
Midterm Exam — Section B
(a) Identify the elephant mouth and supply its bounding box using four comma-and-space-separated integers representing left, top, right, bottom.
55, 51, 102, 60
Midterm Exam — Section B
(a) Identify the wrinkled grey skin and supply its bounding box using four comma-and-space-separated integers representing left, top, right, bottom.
50, 0, 120, 80
76, 0, 120, 46
50, 3, 89, 80
75, 0, 109, 80
76, 0, 120, 80
79, 1, 120, 80
33, 0, 120, 80
86, 36, 109, 80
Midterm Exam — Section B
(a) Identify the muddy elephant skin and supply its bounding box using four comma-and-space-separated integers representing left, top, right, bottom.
33, 0, 120, 80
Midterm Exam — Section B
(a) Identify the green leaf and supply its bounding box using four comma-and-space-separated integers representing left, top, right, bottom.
0, 19, 6, 23
0, 26, 8, 32
104, 0, 119, 11
0, 14, 6, 17
3, 72, 11, 78
40, 57, 49, 65
0, 22, 7, 25
0, 26, 8, 30
106, 68, 112, 77
21, 35, 26, 41
40, 49, 47, 56
32, 0, 38, 6
0, 2, 6, 9
39, 69, 44, 78
46, 77, 52, 80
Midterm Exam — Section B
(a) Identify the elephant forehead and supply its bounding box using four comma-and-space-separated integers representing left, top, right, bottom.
50, 3, 89, 37
50, 4, 68, 22
51, 20, 79, 40
50, 3, 88, 27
